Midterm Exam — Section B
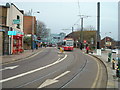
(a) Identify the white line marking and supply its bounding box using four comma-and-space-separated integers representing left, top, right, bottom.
0, 65, 19, 71
0, 55, 67, 83
38, 71, 70, 88
86, 55, 100, 88
53, 71, 70, 80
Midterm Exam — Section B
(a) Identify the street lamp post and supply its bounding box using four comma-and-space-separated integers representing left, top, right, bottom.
8, 3, 12, 55
32, 11, 40, 52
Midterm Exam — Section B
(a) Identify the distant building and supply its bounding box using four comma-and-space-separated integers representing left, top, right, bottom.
0, 3, 24, 55
50, 33, 66, 45
66, 31, 97, 49
101, 37, 116, 49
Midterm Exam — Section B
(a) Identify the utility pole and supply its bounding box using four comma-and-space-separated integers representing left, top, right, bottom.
78, 15, 90, 50
96, 2, 101, 55
31, 10, 40, 52
97, 2, 100, 49
72, 27, 74, 32
80, 17, 83, 50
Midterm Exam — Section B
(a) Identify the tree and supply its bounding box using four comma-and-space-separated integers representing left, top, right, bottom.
23, 36, 31, 46
36, 20, 50, 40
24, 10, 32, 16
76, 25, 96, 31
84, 25, 96, 31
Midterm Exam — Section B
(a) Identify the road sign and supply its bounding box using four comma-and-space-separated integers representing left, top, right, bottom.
84, 40, 87, 43
13, 19, 20, 24
8, 31, 24, 36
8, 31, 17, 35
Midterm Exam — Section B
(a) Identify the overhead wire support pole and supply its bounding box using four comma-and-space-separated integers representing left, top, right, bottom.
96, 2, 102, 55
97, 2, 100, 49
31, 10, 40, 52
80, 17, 83, 44
72, 27, 74, 32
78, 15, 90, 50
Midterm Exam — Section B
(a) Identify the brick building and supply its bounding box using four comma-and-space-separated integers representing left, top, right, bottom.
23, 16, 36, 35
0, 5, 9, 55
23, 16, 37, 49
66, 31, 97, 49
101, 37, 116, 49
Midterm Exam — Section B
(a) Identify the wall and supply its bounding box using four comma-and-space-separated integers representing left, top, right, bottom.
23, 16, 36, 35
0, 32, 3, 56
6, 3, 23, 32
0, 6, 7, 26
101, 37, 116, 49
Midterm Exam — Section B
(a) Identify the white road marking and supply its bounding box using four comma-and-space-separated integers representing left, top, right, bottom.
57, 58, 60, 61
0, 65, 19, 71
0, 55, 68, 83
86, 55, 100, 88
38, 71, 70, 88
2, 49, 44, 65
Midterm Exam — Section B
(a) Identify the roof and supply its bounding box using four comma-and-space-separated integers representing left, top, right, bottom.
0, 3, 23, 14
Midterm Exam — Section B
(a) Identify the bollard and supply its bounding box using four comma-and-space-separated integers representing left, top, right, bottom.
60, 47, 62, 53
108, 53, 112, 62
116, 65, 119, 77
116, 63, 120, 78
118, 58, 120, 78
112, 58, 115, 70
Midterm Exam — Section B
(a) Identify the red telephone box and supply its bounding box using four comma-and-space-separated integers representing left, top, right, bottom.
13, 34, 24, 54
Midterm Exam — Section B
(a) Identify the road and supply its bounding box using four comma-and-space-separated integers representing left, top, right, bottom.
1, 47, 107, 88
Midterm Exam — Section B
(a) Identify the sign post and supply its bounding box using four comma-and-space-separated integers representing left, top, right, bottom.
13, 19, 20, 24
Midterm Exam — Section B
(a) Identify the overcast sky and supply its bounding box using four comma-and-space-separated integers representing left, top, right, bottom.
1, 0, 118, 40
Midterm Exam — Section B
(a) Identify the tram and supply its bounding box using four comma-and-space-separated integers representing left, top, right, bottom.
57, 38, 74, 51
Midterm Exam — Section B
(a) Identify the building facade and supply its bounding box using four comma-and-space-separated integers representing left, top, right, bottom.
66, 31, 97, 49
101, 37, 116, 49
50, 33, 66, 45
23, 16, 36, 35
0, 5, 9, 55
23, 16, 37, 50
0, 3, 24, 55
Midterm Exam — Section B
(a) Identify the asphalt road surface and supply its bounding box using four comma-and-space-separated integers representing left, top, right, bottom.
1, 47, 107, 88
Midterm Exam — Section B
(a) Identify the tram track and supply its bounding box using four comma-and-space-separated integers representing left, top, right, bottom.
3, 48, 107, 88
59, 57, 88, 89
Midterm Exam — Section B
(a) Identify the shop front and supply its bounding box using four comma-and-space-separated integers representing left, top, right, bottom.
8, 30, 24, 54
13, 34, 24, 54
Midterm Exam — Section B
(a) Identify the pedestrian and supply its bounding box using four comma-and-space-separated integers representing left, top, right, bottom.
36, 43, 38, 49
86, 46, 90, 54
112, 58, 115, 69
116, 64, 119, 77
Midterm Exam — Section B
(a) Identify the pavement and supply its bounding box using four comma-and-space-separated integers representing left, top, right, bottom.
0, 48, 44, 65
91, 50, 120, 89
